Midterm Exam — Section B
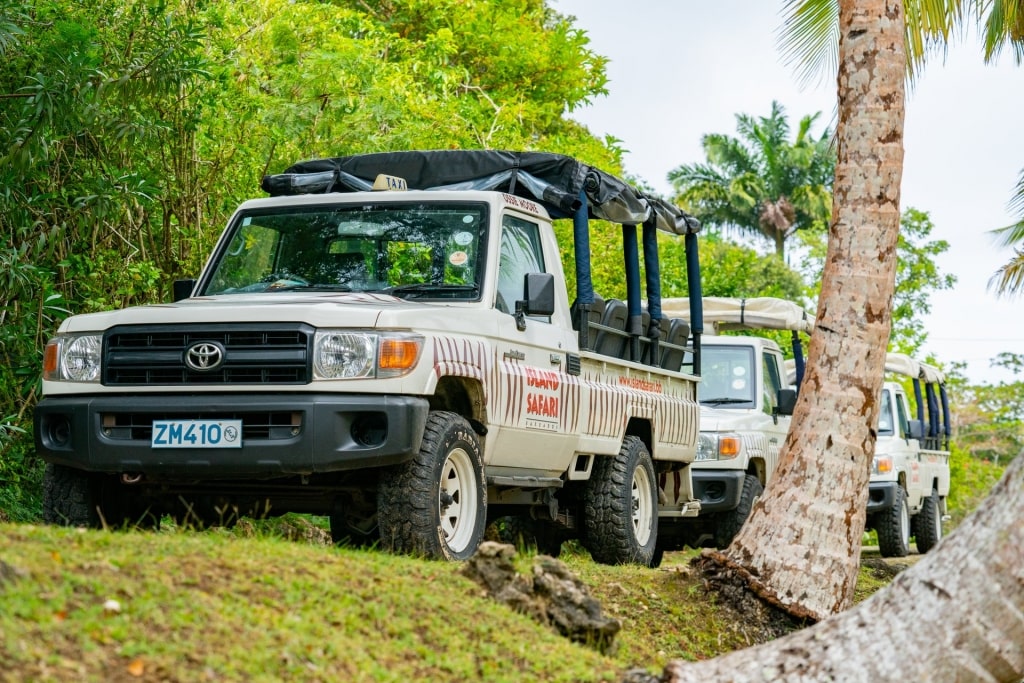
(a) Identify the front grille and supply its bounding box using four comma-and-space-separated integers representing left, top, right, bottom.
100, 411, 303, 441
103, 323, 314, 386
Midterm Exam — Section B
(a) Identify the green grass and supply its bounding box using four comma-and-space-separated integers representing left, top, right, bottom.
0, 521, 899, 682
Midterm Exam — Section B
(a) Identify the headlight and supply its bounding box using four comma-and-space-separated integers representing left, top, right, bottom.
696, 433, 742, 461
43, 334, 102, 382
696, 434, 717, 461
872, 455, 894, 475
313, 330, 423, 380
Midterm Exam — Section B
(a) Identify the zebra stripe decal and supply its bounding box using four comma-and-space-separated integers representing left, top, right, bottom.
430, 335, 697, 448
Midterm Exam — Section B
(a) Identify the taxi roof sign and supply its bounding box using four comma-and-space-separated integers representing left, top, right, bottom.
372, 174, 408, 191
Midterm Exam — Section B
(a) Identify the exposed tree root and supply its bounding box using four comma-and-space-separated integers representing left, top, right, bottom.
691, 550, 812, 640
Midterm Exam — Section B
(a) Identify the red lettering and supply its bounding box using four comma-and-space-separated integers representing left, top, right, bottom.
616, 376, 664, 393
525, 367, 560, 391
526, 393, 559, 418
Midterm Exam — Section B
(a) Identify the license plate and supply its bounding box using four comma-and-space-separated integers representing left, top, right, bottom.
151, 419, 242, 449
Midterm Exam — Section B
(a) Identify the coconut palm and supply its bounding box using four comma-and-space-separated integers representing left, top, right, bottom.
667, 101, 834, 261
778, 0, 1024, 294
665, 1, 1024, 679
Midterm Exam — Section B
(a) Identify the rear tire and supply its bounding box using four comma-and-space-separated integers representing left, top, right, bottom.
378, 411, 486, 560
877, 485, 911, 558
583, 436, 658, 566
330, 491, 380, 547
912, 488, 942, 553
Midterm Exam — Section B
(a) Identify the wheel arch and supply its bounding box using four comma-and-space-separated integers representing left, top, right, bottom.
625, 417, 653, 456
429, 376, 486, 425
748, 457, 767, 485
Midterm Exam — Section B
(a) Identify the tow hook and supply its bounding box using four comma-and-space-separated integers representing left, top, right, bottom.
121, 473, 144, 485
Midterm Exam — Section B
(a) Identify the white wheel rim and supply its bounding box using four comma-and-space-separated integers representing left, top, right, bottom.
900, 500, 910, 548
933, 501, 942, 541
439, 446, 478, 554
631, 465, 654, 546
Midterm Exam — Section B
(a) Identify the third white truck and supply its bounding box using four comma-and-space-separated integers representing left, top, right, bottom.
867, 353, 952, 557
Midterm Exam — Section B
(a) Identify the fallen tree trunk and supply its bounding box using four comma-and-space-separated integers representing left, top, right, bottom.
663, 452, 1024, 682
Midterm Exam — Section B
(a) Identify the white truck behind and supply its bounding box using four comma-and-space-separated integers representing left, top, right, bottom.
653, 297, 812, 552
867, 353, 952, 557
35, 150, 708, 566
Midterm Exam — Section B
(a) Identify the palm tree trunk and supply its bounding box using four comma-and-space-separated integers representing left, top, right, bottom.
692, 0, 905, 622
664, 452, 1024, 682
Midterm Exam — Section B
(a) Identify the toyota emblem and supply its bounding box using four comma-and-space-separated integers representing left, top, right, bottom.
184, 341, 225, 372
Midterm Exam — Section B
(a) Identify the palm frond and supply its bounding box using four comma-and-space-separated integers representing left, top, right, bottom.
777, 0, 839, 88
981, 0, 1024, 65
988, 248, 1024, 297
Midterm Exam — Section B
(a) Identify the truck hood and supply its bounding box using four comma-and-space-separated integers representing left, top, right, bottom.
698, 405, 775, 433
56, 292, 462, 333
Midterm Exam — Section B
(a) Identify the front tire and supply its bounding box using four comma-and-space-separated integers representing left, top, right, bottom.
583, 436, 658, 566
713, 473, 763, 548
43, 464, 102, 528
42, 464, 148, 529
877, 485, 911, 558
378, 411, 486, 560
912, 488, 942, 553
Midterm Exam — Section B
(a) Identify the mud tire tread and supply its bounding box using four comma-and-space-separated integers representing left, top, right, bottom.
583, 435, 657, 566
377, 411, 485, 560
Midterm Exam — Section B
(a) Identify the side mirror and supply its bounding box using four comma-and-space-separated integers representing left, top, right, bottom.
776, 388, 797, 416
906, 419, 925, 440
173, 279, 196, 302
514, 272, 555, 330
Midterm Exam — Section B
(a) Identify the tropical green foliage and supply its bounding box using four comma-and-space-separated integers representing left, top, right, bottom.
951, 353, 1024, 464
0, 0, 618, 515
667, 101, 834, 260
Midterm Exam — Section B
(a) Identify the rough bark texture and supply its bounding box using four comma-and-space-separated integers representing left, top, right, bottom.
695, 0, 906, 622
663, 453, 1024, 682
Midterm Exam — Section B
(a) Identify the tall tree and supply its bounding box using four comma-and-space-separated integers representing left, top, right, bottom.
778, 0, 1024, 293
690, 0, 906, 622
798, 207, 956, 353
667, 101, 834, 261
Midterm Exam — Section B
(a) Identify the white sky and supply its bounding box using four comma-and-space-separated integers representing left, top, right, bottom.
553, 0, 1024, 386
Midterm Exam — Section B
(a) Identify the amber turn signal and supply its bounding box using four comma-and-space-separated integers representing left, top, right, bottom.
378, 338, 421, 371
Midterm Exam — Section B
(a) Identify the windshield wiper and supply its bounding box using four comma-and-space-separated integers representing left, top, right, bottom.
701, 397, 752, 406
385, 284, 479, 298
268, 283, 352, 292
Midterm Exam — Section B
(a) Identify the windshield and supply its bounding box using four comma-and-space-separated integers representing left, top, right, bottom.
877, 389, 895, 436
200, 202, 488, 300
698, 345, 756, 408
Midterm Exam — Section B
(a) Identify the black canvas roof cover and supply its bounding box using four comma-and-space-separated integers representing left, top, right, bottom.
261, 150, 700, 235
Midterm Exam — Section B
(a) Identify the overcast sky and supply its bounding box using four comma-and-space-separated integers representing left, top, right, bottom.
553, 0, 1024, 386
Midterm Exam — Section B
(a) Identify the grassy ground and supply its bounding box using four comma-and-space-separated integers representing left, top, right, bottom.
0, 519, 908, 683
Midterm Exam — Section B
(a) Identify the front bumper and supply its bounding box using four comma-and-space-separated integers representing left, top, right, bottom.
35, 393, 429, 478
867, 481, 898, 513
690, 469, 745, 513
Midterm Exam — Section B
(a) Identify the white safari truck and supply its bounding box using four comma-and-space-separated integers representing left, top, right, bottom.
868, 353, 952, 557
35, 150, 709, 565
653, 297, 812, 552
